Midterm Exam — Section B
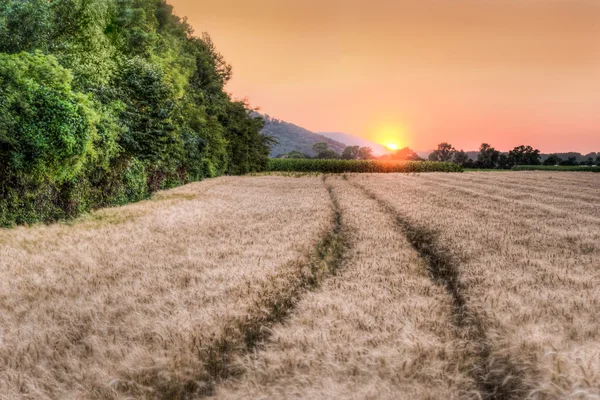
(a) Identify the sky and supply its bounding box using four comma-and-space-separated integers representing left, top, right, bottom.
169, 0, 600, 153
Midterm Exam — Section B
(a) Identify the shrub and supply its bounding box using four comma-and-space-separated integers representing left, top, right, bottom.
0, 4, 271, 227
0, 52, 97, 182
87, 157, 149, 208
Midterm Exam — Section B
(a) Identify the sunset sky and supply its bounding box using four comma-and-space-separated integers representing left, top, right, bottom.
169, 0, 600, 153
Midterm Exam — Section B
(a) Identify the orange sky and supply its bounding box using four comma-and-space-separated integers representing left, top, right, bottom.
169, 0, 600, 153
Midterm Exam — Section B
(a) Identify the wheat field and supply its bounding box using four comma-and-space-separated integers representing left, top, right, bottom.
354, 172, 600, 399
1, 172, 599, 399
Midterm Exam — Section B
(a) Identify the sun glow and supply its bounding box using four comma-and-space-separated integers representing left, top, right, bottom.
367, 121, 408, 153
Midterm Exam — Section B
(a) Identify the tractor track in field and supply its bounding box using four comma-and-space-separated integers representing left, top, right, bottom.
351, 180, 533, 400
194, 176, 348, 397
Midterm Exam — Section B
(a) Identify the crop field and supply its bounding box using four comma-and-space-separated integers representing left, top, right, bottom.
1, 172, 599, 399
267, 159, 463, 173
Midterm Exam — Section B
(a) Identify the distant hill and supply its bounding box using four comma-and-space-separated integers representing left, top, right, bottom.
317, 132, 391, 156
260, 115, 346, 157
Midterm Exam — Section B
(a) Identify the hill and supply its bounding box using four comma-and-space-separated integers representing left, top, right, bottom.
318, 132, 391, 156
260, 116, 346, 157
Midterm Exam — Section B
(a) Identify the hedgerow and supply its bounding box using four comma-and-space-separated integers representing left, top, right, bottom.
0, 1, 272, 227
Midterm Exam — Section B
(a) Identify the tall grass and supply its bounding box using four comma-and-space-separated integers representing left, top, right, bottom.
267, 159, 463, 173
512, 165, 599, 172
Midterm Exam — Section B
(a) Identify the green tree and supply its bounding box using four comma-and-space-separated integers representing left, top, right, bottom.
341, 146, 360, 160
560, 157, 578, 166
476, 143, 500, 169
582, 158, 594, 167
543, 154, 562, 166
429, 142, 456, 162
312, 142, 329, 154
453, 150, 470, 166
221, 101, 272, 175
0, 0, 272, 226
508, 145, 541, 166
497, 154, 512, 170
0, 52, 97, 182
0, 0, 53, 54
358, 147, 374, 160
106, 57, 182, 183
312, 142, 340, 159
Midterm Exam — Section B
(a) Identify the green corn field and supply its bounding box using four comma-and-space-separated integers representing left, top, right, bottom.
267, 159, 463, 173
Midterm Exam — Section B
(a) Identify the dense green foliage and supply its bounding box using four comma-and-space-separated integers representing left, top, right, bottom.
0, 0, 271, 227
511, 165, 600, 172
0, 52, 96, 182
267, 159, 463, 173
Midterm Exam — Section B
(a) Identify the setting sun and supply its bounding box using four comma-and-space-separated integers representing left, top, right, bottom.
363, 121, 408, 153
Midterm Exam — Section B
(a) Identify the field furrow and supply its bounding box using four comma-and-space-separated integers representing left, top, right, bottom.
213, 177, 476, 399
354, 173, 600, 398
0, 176, 332, 399
421, 174, 600, 219
459, 173, 600, 199
416, 175, 600, 224
464, 172, 600, 195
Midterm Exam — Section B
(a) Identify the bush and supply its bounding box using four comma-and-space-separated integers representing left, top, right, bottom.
0, 52, 97, 182
0, 178, 63, 227
267, 159, 463, 173
0, 3, 272, 227
0, 52, 103, 227
86, 157, 149, 208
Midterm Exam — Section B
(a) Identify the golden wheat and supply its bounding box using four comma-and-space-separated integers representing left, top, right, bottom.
1, 172, 598, 399
214, 177, 477, 399
354, 171, 600, 398
0, 176, 332, 399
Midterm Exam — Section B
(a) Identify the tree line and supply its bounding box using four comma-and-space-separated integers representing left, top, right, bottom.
0, 0, 273, 226
428, 143, 600, 169
280, 143, 421, 161
280, 142, 600, 169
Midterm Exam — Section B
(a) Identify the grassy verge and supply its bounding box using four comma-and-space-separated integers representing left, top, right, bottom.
267, 159, 463, 173
511, 165, 600, 172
